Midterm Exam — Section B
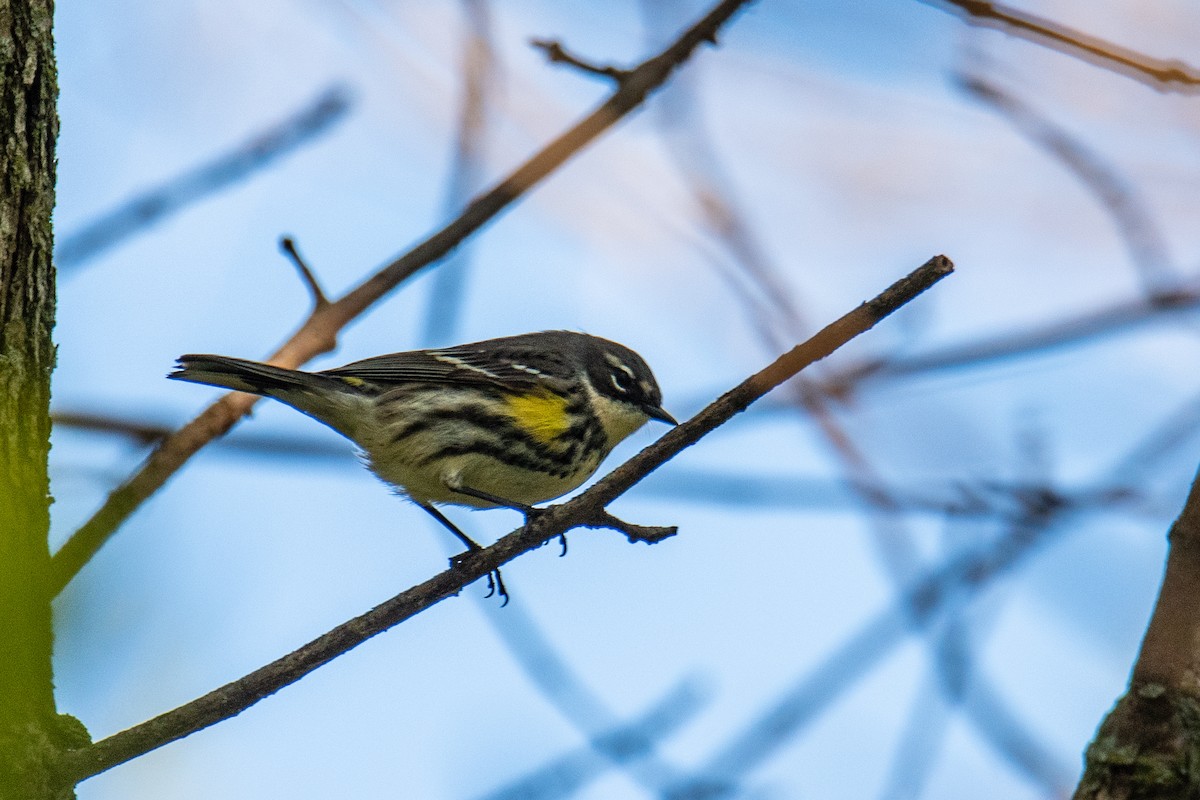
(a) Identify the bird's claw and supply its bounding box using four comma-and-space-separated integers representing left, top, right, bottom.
450, 549, 509, 605
483, 569, 510, 606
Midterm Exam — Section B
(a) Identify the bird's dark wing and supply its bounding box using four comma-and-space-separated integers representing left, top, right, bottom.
319, 339, 573, 389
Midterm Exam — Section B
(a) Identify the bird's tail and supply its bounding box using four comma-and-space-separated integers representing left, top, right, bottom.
169, 354, 369, 440
168, 354, 332, 396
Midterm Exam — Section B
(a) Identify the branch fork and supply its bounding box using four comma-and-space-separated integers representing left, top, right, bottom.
530, 39, 632, 83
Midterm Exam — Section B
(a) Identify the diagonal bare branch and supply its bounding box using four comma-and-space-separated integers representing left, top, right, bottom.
47, 0, 757, 597
51, 255, 954, 789
920, 0, 1200, 92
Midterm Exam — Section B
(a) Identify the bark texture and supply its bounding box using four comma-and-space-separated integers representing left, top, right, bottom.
1074, 470, 1200, 799
0, 1, 78, 798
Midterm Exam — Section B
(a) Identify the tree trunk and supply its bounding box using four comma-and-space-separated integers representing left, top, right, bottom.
1073, 469, 1200, 799
0, 1, 83, 798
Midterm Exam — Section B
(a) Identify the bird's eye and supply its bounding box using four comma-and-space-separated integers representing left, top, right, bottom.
610, 370, 630, 394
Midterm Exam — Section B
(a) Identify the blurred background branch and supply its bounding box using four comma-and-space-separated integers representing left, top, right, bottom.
43, 1, 1200, 798
47, 0, 755, 598
56, 85, 354, 271
921, 0, 1200, 91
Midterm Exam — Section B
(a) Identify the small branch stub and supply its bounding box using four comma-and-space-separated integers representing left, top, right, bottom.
585, 510, 678, 544
530, 38, 632, 83
280, 236, 330, 309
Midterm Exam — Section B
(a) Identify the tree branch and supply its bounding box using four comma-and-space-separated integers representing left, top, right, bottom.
52, 255, 954, 788
530, 39, 631, 83
47, 0, 757, 597
279, 237, 330, 310
920, 0, 1200, 92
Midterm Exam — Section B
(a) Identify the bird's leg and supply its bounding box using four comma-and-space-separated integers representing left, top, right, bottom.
447, 483, 537, 516
447, 483, 567, 556
417, 502, 508, 604
417, 500, 481, 551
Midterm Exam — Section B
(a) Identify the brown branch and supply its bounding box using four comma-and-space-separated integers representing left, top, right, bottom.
921, 0, 1200, 93
1134, 477, 1200, 690
51, 255, 954, 789
1074, 465, 1200, 798
47, 0, 757, 597
52, 411, 170, 447
279, 237, 330, 310
530, 39, 631, 83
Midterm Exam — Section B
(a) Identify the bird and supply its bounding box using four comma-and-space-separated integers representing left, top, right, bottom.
169, 331, 676, 600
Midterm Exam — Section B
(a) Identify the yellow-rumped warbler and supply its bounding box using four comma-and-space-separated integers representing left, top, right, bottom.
170, 331, 675, 595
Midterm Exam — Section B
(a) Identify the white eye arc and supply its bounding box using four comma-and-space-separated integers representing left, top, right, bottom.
610, 370, 631, 393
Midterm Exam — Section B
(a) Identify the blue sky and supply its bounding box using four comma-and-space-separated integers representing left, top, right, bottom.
48, 1, 1200, 798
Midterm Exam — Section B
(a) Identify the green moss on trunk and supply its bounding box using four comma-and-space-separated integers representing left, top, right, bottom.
0, 1, 70, 798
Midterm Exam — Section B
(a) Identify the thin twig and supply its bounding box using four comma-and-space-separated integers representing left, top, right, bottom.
920, 0, 1200, 93
47, 0, 757, 597
52, 256, 954, 788
530, 39, 631, 83
279, 237, 330, 309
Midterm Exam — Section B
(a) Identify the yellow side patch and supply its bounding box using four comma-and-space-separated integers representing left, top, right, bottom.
504, 389, 571, 444
340, 376, 367, 387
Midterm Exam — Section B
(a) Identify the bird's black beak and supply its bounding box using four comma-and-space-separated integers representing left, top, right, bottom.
644, 404, 679, 426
